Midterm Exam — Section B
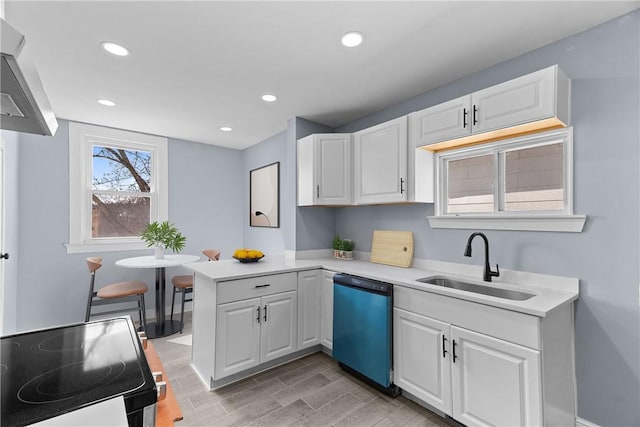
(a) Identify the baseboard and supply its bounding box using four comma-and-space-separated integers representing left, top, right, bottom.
209, 345, 322, 390
401, 390, 447, 419
576, 417, 601, 427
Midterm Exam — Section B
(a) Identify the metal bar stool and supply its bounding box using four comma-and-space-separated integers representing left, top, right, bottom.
170, 249, 220, 333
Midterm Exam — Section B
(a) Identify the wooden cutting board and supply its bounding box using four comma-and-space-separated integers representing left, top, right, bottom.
370, 230, 414, 267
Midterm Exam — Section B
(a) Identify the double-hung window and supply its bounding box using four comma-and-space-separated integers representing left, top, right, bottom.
430, 128, 586, 232
67, 122, 168, 253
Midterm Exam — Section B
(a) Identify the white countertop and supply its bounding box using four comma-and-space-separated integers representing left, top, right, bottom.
185, 255, 578, 317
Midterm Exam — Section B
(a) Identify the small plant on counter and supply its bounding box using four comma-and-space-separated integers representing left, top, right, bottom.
333, 235, 355, 260
141, 221, 186, 259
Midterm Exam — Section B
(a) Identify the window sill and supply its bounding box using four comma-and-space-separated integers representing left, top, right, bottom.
65, 241, 150, 254
427, 214, 587, 233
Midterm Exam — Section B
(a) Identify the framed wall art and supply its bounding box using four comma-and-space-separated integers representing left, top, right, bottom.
249, 161, 280, 228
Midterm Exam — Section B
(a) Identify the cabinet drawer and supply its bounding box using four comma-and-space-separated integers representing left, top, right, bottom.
217, 272, 297, 304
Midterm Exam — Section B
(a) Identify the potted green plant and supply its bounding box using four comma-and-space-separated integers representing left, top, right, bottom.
332, 235, 355, 260
141, 221, 186, 259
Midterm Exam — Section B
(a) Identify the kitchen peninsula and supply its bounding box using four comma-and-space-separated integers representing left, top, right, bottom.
185, 253, 579, 426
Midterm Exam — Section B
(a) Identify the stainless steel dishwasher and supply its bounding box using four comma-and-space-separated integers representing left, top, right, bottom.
332, 273, 400, 396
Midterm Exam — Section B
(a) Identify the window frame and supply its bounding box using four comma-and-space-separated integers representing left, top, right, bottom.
429, 127, 586, 232
67, 122, 168, 253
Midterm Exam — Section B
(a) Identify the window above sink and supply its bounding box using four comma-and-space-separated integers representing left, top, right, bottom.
428, 127, 586, 233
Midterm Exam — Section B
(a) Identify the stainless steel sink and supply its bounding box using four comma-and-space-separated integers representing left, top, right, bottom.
416, 275, 535, 301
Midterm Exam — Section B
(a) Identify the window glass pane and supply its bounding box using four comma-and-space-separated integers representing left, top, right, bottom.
504, 143, 564, 211
446, 154, 494, 213
92, 146, 151, 192
92, 194, 150, 238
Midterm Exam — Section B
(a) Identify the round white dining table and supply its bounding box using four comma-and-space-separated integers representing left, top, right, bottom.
116, 254, 200, 338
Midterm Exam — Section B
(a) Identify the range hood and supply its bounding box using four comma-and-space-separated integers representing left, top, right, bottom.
1, 17, 57, 136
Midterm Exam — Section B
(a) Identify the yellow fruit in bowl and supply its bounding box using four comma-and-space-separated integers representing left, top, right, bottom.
233, 248, 264, 260
233, 249, 247, 259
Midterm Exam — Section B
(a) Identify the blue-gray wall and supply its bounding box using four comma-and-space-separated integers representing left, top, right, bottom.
242, 130, 288, 255
1, 130, 19, 333
333, 11, 639, 426
11, 120, 243, 332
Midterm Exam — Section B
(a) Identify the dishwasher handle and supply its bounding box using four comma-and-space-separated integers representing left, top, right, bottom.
333, 274, 392, 296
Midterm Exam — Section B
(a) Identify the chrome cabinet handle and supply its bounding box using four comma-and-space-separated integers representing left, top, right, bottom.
400, 178, 405, 194
254, 284, 271, 289
472, 105, 478, 126
463, 108, 468, 128
263, 305, 267, 322
256, 306, 261, 323
452, 339, 458, 363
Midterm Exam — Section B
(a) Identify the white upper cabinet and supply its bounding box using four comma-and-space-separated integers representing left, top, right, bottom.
354, 116, 408, 204
472, 65, 567, 133
297, 134, 352, 206
409, 96, 472, 147
411, 65, 570, 150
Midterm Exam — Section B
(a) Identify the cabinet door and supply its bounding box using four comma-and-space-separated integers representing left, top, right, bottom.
297, 270, 322, 350
410, 96, 471, 147
315, 134, 352, 205
471, 66, 556, 134
320, 270, 335, 350
214, 298, 261, 379
260, 291, 298, 363
354, 116, 408, 204
450, 326, 542, 427
393, 308, 452, 414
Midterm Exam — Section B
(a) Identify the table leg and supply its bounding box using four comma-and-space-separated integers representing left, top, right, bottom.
145, 266, 181, 338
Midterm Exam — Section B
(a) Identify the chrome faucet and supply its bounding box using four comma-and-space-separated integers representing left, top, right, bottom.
464, 232, 500, 282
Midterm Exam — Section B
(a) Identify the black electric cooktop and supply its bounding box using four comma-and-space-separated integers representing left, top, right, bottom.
1, 317, 156, 426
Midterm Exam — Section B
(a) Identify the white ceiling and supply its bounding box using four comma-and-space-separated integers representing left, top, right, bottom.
5, 1, 639, 149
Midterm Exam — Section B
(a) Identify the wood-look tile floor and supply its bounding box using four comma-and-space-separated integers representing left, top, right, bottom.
153, 313, 452, 427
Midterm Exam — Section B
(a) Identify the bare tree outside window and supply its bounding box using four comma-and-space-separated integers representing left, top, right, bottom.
91, 147, 152, 238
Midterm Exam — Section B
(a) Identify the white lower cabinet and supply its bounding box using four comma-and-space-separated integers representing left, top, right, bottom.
394, 285, 575, 427
216, 291, 297, 379
394, 307, 541, 426
215, 298, 262, 379
320, 270, 335, 350
394, 308, 451, 413
212, 272, 298, 382
260, 291, 298, 362
298, 269, 336, 351
450, 326, 541, 427
297, 270, 322, 350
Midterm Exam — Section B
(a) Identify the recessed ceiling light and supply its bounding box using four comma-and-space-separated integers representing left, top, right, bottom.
101, 41, 130, 57
341, 31, 363, 47
220, 126, 233, 132
97, 99, 116, 107
262, 94, 277, 102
